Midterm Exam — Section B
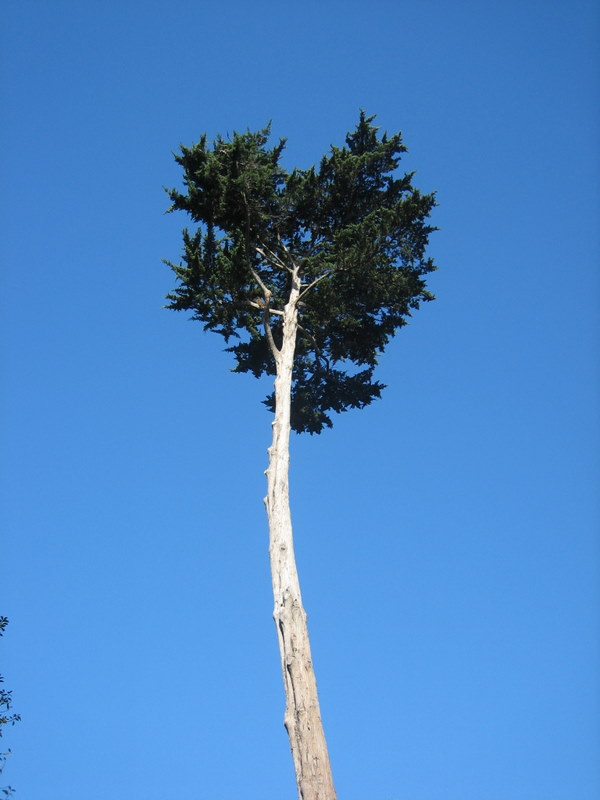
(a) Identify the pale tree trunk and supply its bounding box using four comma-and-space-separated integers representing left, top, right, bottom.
263, 267, 337, 800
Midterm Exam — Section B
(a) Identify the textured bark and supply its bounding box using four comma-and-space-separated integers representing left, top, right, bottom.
263, 270, 337, 800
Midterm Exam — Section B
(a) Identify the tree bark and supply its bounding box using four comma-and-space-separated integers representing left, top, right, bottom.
264, 271, 337, 800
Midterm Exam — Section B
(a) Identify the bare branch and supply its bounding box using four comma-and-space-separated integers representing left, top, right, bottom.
263, 305, 280, 361
255, 243, 294, 274
248, 267, 280, 359
249, 266, 272, 298
298, 271, 331, 300
240, 299, 283, 316
277, 233, 292, 259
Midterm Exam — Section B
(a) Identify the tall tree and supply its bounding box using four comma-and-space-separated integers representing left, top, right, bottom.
165, 112, 437, 800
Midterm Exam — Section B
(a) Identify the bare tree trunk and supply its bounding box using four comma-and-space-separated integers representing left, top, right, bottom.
263, 270, 337, 800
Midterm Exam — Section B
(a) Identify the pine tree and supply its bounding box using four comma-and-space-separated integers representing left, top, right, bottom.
165, 112, 437, 800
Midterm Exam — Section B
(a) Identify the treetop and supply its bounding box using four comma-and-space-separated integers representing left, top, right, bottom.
165, 112, 437, 433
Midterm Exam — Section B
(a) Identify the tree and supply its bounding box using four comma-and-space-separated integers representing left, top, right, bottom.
0, 618, 20, 798
164, 112, 437, 800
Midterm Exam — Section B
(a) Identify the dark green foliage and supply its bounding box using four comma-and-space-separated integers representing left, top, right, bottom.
0, 618, 19, 798
165, 112, 437, 433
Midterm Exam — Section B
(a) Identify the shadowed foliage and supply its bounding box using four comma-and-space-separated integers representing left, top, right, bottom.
0, 618, 19, 798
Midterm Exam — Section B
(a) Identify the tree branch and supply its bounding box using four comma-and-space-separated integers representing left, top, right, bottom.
241, 299, 284, 316
250, 267, 280, 359
249, 266, 272, 298
263, 305, 279, 361
277, 233, 293, 261
255, 243, 293, 274
298, 271, 331, 300
297, 323, 330, 372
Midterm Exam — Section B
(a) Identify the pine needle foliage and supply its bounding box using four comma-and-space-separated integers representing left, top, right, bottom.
165, 112, 437, 434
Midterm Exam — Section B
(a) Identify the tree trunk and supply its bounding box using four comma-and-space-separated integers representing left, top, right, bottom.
263, 274, 337, 800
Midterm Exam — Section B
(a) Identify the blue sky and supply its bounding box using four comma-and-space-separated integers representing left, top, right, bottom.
2, 1, 599, 798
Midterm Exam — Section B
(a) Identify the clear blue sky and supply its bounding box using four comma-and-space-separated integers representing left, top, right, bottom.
2, 1, 599, 798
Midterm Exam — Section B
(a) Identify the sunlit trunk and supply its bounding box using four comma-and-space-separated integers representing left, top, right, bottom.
263, 271, 337, 800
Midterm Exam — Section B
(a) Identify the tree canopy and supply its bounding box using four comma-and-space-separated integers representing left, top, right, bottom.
165, 112, 437, 433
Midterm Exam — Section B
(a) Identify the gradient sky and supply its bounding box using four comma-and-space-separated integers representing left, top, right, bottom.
2, 2, 599, 799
